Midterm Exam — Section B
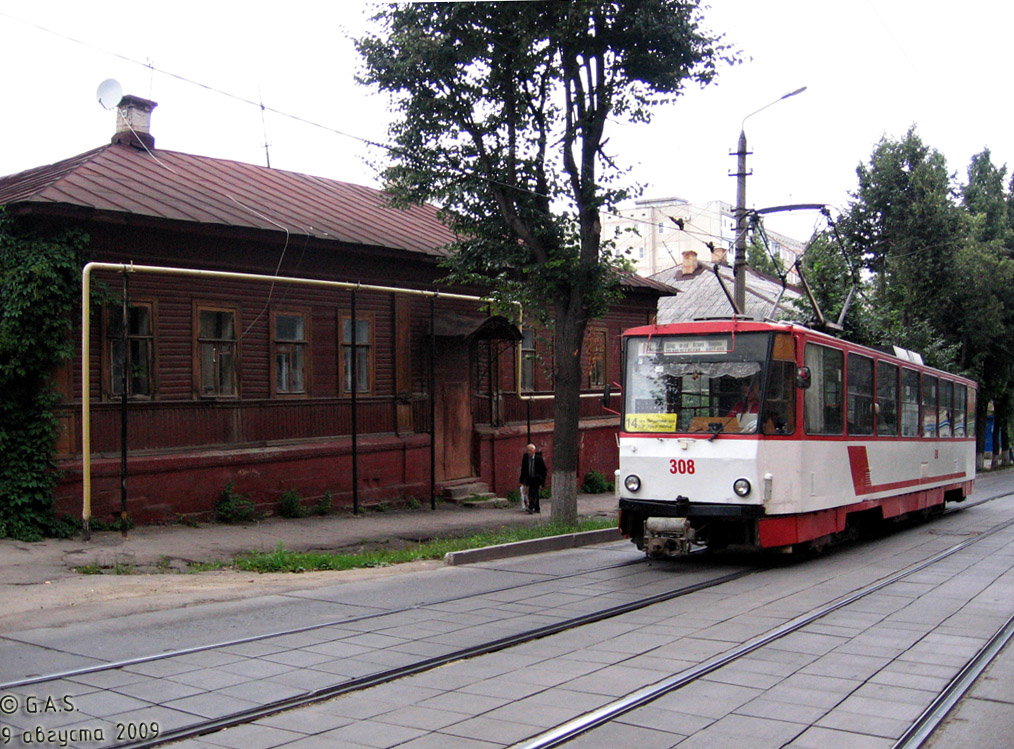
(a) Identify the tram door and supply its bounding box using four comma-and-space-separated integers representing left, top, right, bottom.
434, 337, 474, 480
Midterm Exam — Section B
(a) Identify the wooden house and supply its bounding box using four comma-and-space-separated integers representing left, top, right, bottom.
0, 96, 667, 522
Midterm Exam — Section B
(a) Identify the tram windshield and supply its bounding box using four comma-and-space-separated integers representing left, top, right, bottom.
623, 332, 795, 435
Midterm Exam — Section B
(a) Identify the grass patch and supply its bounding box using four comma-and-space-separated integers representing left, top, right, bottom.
230, 517, 616, 574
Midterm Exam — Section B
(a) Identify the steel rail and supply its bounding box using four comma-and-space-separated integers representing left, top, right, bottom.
893, 612, 1014, 749
511, 512, 1014, 748
123, 567, 757, 747
0, 556, 647, 691
132, 496, 1010, 749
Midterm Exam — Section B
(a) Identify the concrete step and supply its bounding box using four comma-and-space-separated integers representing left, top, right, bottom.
459, 495, 512, 509
440, 480, 493, 502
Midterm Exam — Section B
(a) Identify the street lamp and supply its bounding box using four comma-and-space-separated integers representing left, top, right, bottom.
733, 86, 807, 314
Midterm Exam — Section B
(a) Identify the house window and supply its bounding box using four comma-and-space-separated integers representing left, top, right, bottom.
108, 302, 153, 397
520, 327, 536, 393
586, 330, 607, 388
196, 305, 238, 397
272, 310, 308, 395
340, 314, 373, 394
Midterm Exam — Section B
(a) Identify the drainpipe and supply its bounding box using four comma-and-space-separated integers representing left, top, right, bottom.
119, 270, 129, 537
351, 287, 359, 515
429, 295, 436, 510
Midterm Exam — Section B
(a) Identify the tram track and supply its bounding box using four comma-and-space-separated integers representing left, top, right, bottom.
140, 492, 1013, 748
6, 486, 1005, 697
511, 506, 1014, 748
6, 490, 1010, 748
129, 566, 755, 747
0, 557, 646, 691
1, 555, 756, 748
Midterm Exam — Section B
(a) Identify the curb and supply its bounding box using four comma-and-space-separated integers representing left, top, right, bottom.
443, 528, 623, 566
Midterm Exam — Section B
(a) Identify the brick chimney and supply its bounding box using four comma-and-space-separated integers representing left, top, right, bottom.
681, 250, 699, 276
711, 246, 729, 266
111, 95, 157, 150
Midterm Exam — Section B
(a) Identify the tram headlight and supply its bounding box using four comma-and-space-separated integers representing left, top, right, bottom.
733, 478, 752, 497
624, 474, 641, 493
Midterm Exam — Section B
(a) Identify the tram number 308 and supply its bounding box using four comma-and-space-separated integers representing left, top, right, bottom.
669, 459, 696, 475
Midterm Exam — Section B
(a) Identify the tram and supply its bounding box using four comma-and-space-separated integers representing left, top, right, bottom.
616, 319, 977, 557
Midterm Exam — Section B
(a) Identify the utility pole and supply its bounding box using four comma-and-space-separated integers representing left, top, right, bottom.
733, 129, 750, 315
732, 86, 807, 315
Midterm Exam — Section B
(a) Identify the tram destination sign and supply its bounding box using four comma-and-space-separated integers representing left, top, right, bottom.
643, 338, 729, 356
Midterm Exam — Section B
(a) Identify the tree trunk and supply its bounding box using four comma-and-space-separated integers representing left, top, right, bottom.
550, 296, 588, 525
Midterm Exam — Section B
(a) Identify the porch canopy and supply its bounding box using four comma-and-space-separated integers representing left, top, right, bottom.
431, 313, 522, 342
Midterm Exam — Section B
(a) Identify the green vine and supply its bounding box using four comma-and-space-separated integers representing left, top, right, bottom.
0, 210, 89, 540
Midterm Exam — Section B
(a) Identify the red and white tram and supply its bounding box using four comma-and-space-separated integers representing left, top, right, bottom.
616, 319, 977, 557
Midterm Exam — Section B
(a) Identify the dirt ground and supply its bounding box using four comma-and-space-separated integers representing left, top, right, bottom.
0, 558, 443, 632
0, 493, 622, 632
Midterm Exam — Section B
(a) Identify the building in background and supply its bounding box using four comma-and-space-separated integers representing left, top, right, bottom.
604, 196, 806, 283
652, 249, 803, 324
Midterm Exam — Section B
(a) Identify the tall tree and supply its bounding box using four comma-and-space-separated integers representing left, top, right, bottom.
358, 1, 730, 522
841, 127, 962, 337
962, 148, 1009, 246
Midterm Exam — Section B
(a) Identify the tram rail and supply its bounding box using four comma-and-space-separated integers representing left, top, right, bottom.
512, 499, 1014, 748
3, 490, 1009, 748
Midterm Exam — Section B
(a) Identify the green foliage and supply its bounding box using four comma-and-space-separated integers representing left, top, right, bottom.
358, 1, 730, 317
214, 482, 261, 524
804, 131, 1014, 447
746, 232, 786, 279
230, 517, 618, 573
357, 2, 733, 521
580, 469, 614, 494
278, 489, 306, 519
0, 211, 90, 540
313, 491, 334, 516
177, 513, 200, 528
841, 127, 962, 334
962, 149, 1010, 245
86, 515, 135, 533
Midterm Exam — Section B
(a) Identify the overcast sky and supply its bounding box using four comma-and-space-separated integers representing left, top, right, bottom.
1, 1, 1010, 240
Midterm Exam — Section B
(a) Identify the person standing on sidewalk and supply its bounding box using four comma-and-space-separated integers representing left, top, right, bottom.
519, 443, 547, 514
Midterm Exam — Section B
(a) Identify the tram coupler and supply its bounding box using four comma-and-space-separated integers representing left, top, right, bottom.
644, 516, 695, 558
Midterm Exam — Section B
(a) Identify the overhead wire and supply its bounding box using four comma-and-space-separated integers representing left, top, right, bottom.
0, 8, 746, 246
6, 7, 829, 295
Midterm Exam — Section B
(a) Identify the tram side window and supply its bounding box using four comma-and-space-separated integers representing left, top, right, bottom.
938, 380, 953, 438
968, 388, 977, 437
762, 360, 796, 435
901, 369, 920, 437
804, 344, 843, 435
877, 362, 899, 436
922, 375, 938, 438
954, 384, 967, 438
847, 354, 874, 436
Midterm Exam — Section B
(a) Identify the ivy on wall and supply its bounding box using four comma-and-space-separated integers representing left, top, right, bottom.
0, 210, 89, 540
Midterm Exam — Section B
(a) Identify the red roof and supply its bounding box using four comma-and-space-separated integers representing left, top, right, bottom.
0, 143, 456, 257
0, 142, 668, 295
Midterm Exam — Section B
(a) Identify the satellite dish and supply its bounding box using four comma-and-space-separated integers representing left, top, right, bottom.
96, 79, 123, 110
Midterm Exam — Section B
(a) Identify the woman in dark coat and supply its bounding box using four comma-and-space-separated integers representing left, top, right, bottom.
519, 443, 548, 514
